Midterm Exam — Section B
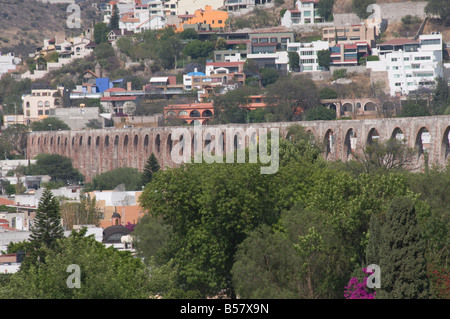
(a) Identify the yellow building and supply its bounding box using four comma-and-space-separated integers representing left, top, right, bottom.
177, 5, 228, 32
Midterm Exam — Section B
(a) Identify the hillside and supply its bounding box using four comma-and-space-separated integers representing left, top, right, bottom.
0, 0, 106, 57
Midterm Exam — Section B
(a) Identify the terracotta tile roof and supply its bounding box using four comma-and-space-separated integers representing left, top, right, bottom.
105, 87, 126, 92
0, 198, 14, 206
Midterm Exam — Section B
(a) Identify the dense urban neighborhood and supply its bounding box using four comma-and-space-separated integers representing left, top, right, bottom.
0, 0, 450, 301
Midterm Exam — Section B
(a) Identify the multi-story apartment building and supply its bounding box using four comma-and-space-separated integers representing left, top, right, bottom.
248, 28, 295, 53
367, 33, 444, 96
224, 0, 273, 13
0, 53, 19, 78
287, 40, 330, 72
329, 42, 371, 66
322, 23, 377, 47
281, 0, 324, 27
22, 85, 64, 124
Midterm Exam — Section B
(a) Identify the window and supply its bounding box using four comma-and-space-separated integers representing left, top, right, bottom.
303, 66, 313, 71
179, 111, 188, 116
301, 50, 314, 56
218, 20, 222, 24
394, 74, 400, 78
392, 66, 399, 70
395, 83, 402, 86
270, 37, 277, 43
391, 58, 397, 62
414, 56, 431, 61
38, 110, 43, 115
251, 38, 258, 44
44, 110, 49, 115
281, 37, 290, 43
171, 4, 175, 8
352, 28, 360, 32
421, 39, 440, 45
44, 101, 50, 107
304, 11, 311, 17
404, 57, 409, 61
259, 38, 268, 43
407, 82, 414, 86
38, 101, 43, 107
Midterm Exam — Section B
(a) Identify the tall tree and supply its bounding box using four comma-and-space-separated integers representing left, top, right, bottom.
316, 0, 334, 21
109, 4, 120, 30
142, 153, 160, 186
377, 196, 430, 299
94, 22, 109, 44
29, 188, 65, 249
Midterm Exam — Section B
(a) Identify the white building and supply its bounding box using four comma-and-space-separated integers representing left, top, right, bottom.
281, 0, 324, 27
367, 33, 444, 96
0, 53, 20, 78
287, 40, 329, 72
118, 2, 166, 32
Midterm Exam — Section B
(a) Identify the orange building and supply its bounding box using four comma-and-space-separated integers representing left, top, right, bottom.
177, 5, 228, 32
164, 102, 214, 125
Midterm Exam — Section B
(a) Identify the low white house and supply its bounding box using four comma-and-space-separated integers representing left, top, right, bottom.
287, 40, 330, 72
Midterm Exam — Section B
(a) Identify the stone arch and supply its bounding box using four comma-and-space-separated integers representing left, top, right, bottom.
328, 104, 337, 112
442, 126, 450, 163
391, 127, 405, 142
364, 101, 377, 112
88, 136, 92, 147
124, 135, 129, 148
105, 135, 110, 147
114, 135, 119, 146
190, 110, 201, 118
167, 134, 173, 156
356, 102, 362, 109
72, 137, 75, 146
154, 134, 160, 153
64, 138, 67, 146
57, 136, 60, 146
342, 102, 353, 112
50, 137, 53, 146
367, 128, 380, 145
344, 128, 356, 159
324, 129, 335, 160
96, 136, 100, 147
202, 110, 213, 117
415, 127, 430, 157
133, 134, 139, 149
79, 136, 83, 147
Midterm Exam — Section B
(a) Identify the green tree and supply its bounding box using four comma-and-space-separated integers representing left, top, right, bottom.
398, 101, 430, 117
319, 87, 338, 100
259, 68, 279, 87
109, 4, 120, 30
27, 154, 84, 184
142, 153, 160, 186
1, 228, 150, 299
182, 40, 215, 61
85, 167, 143, 191
377, 196, 430, 299
317, 0, 334, 21
0, 124, 29, 158
425, 0, 450, 25
94, 22, 109, 44
317, 49, 331, 70
179, 28, 199, 40
264, 75, 320, 121
84, 119, 103, 129
431, 76, 450, 115
305, 105, 336, 121
29, 188, 65, 249
288, 51, 300, 72
30, 117, 70, 131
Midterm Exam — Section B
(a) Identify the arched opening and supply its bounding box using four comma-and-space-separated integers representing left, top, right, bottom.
364, 101, 377, 112
96, 136, 100, 147
167, 134, 173, 154
415, 127, 430, 157
202, 110, 213, 117
383, 101, 395, 116
57, 136, 60, 145
324, 129, 335, 159
144, 134, 149, 153
72, 137, 75, 146
134, 135, 139, 149
114, 135, 119, 146
105, 135, 110, 147
155, 134, 160, 153
356, 102, 362, 109
50, 137, 53, 146
79, 136, 83, 146
344, 128, 356, 158
190, 110, 201, 118
64, 138, 67, 147
443, 126, 450, 163
391, 127, 405, 142
88, 136, 92, 147
328, 104, 337, 112
124, 135, 129, 148
179, 111, 188, 116
367, 128, 380, 145
342, 102, 353, 112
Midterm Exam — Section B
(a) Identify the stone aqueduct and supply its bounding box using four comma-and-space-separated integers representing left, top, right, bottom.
27, 116, 450, 181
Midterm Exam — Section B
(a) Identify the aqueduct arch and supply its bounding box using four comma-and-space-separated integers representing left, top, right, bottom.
27, 116, 450, 181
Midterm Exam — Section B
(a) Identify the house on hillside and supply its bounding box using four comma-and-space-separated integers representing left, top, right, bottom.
281, 0, 324, 27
